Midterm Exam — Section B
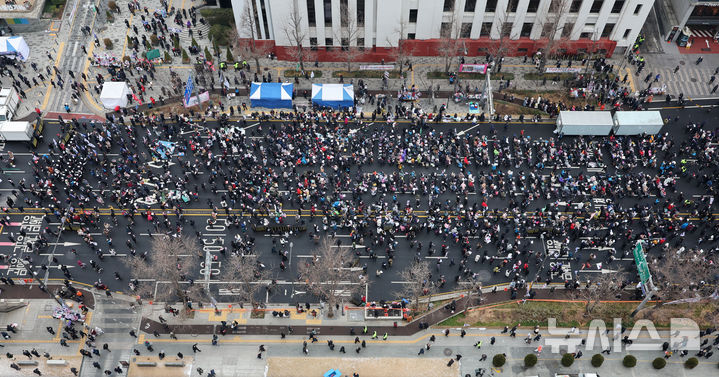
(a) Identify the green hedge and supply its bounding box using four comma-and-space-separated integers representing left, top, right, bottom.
43, 0, 67, 17
200, 8, 236, 25
623, 355, 637, 368
561, 353, 575, 367
591, 354, 604, 367
492, 354, 506, 367
652, 357, 666, 369
524, 353, 537, 367
685, 357, 698, 369
524, 72, 578, 81
284, 70, 323, 78
427, 71, 514, 80
332, 70, 401, 79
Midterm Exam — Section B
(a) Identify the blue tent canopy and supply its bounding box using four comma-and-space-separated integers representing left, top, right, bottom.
311, 84, 354, 109
249, 82, 293, 108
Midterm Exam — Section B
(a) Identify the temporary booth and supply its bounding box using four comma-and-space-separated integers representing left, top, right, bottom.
311, 83, 354, 109
555, 111, 614, 136
0, 36, 29, 61
612, 111, 664, 135
249, 82, 293, 108
99, 81, 132, 109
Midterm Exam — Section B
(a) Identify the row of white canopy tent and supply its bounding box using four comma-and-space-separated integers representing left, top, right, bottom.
0, 36, 29, 62
98, 81, 356, 110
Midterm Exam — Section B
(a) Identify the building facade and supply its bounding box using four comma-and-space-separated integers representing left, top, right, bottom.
231, 0, 655, 61
655, 0, 719, 44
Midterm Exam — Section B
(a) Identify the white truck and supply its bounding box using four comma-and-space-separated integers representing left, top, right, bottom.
0, 121, 33, 141
0, 87, 42, 144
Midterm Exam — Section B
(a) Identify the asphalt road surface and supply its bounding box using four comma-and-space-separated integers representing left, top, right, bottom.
0, 104, 717, 305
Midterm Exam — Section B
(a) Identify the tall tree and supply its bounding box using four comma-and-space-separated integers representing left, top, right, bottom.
536, 0, 573, 72
335, 8, 363, 72
396, 260, 435, 313
569, 272, 624, 315
298, 238, 363, 317
234, 1, 271, 75
649, 250, 718, 306
386, 21, 414, 78
221, 253, 271, 310
283, 0, 308, 72
125, 235, 205, 318
438, 10, 462, 73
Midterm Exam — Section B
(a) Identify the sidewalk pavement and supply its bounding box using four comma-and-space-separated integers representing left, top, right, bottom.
137, 283, 640, 338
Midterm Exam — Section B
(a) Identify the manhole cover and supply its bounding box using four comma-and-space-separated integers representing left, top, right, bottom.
443, 348, 453, 356
680, 61, 686, 65
690, 78, 697, 83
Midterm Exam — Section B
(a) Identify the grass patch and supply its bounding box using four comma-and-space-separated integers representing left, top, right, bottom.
284, 70, 323, 78
427, 71, 514, 80
524, 72, 578, 81
43, 0, 67, 18
437, 301, 719, 329
332, 70, 401, 79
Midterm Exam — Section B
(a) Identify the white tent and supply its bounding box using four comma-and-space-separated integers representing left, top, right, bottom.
0, 36, 29, 61
99, 82, 132, 110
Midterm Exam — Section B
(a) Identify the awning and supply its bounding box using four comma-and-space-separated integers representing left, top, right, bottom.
311, 84, 354, 109
99, 81, 132, 109
249, 82, 293, 108
146, 49, 161, 60
0, 36, 29, 61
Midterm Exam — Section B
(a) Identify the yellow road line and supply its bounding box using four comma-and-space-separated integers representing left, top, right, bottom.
41, 42, 64, 110
82, 42, 105, 114
121, 14, 134, 59
625, 67, 636, 93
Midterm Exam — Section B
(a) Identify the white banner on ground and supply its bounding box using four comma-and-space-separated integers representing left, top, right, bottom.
359, 64, 395, 70
184, 91, 210, 107
459, 64, 488, 74
545, 67, 582, 73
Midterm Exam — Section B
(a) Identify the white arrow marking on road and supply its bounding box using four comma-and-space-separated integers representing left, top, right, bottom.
35, 265, 75, 269
180, 126, 206, 135
457, 124, 481, 136
291, 290, 306, 298
146, 161, 176, 169
576, 269, 618, 274
47, 242, 81, 247
141, 180, 158, 188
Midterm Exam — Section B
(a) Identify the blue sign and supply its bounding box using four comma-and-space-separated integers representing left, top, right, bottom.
184, 74, 194, 105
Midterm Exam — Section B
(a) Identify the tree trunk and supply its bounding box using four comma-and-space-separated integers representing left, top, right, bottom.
298, 46, 305, 72
254, 57, 261, 74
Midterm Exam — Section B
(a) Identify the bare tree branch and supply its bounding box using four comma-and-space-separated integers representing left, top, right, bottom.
335, 8, 363, 72
649, 250, 718, 305
283, 0, 308, 72
234, 2, 271, 75
298, 238, 363, 317
569, 272, 624, 314
438, 11, 462, 73
386, 21, 414, 77
125, 235, 205, 318
396, 260, 435, 313
221, 253, 271, 310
